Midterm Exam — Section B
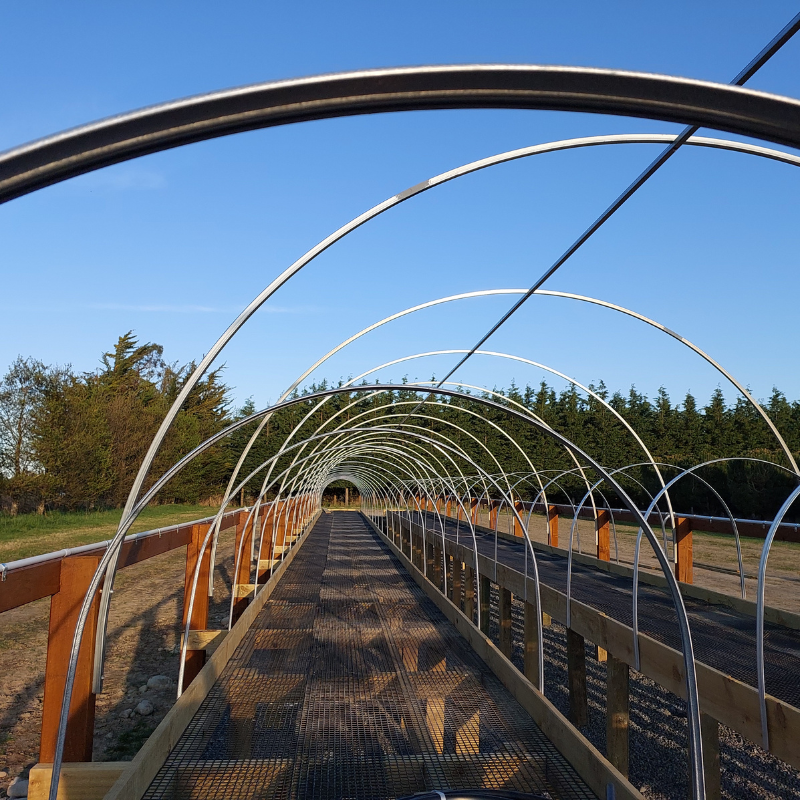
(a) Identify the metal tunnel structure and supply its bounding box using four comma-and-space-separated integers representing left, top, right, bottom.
2, 28, 800, 800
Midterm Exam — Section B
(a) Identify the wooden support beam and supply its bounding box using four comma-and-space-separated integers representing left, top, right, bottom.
257, 559, 279, 574
597, 509, 611, 563
499, 586, 513, 658
567, 627, 589, 728
524, 601, 539, 686
433, 545, 443, 590
184, 629, 228, 657
234, 584, 255, 600
445, 554, 453, 600
676, 516, 693, 584
479, 574, 491, 636
425, 541, 434, 579
489, 500, 499, 530
701, 713, 722, 800
256, 509, 275, 583
548, 505, 559, 547
29, 762, 128, 800
464, 565, 475, 622
232, 511, 253, 623
40, 555, 101, 763
452, 559, 462, 611
606, 653, 629, 776
513, 500, 525, 537
0, 559, 61, 613
181, 523, 212, 692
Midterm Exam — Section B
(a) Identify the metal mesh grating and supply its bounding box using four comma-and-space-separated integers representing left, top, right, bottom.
141, 512, 593, 799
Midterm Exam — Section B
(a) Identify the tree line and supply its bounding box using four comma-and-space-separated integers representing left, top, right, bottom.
1, 332, 798, 521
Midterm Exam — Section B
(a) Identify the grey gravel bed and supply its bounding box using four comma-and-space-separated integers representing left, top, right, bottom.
478, 586, 800, 800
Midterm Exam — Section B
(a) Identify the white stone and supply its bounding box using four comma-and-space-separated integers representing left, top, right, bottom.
138, 684, 148, 694
147, 675, 171, 689
120, 708, 133, 719
135, 699, 154, 716
8, 777, 29, 797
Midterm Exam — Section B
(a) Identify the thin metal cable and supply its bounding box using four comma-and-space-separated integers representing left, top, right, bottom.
405, 11, 800, 418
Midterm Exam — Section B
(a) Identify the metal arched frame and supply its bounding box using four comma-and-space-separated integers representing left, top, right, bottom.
42, 381, 708, 796
622, 454, 799, 750
66, 125, 800, 704
25, 65, 800, 798
344, 348, 673, 531
263, 394, 492, 588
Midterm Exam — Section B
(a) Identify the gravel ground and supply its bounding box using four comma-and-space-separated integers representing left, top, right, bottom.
481, 584, 800, 800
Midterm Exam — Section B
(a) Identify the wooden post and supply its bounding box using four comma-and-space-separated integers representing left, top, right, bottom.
676, 516, 693, 584
232, 511, 253, 624
257, 507, 276, 583
182, 523, 212, 691
566, 628, 588, 727
701, 712, 722, 800
597, 509, 610, 562
595, 509, 611, 662
275, 501, 288, 549
40, 555, 101, 763
513, 500, 525, 537
445, 554, 453, 600
464, 565, 475, 622
345, 486, 349, 507
499, 586, 513, 658
606, 653, 629, 776
452, 559, 462, 611
479, 574, 491, 635
547, 505, 559, 547
523, 601, 539, 686
470, 497, 479, 524
542, 505, 554, 629
433, 545, 443, 590
489, 500, 499, 530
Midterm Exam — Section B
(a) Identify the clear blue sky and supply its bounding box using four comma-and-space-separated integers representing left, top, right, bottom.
2, 2, 799, 411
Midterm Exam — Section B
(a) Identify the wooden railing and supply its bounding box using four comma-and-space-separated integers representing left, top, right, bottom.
380, 508, 800, 799
0, 510, 241, 766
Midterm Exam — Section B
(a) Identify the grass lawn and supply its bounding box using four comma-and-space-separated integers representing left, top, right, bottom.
0, 504, 216, 562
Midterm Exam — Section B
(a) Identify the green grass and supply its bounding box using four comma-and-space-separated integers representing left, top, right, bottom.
0, 504, 213, 562
102, 719, 156, 761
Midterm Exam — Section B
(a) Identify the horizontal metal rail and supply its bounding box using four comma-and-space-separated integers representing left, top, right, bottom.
502, 500, 800, 541
0, 509, 242, 613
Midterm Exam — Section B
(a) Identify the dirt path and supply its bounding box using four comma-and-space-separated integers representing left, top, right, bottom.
0, 531, 235, 795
